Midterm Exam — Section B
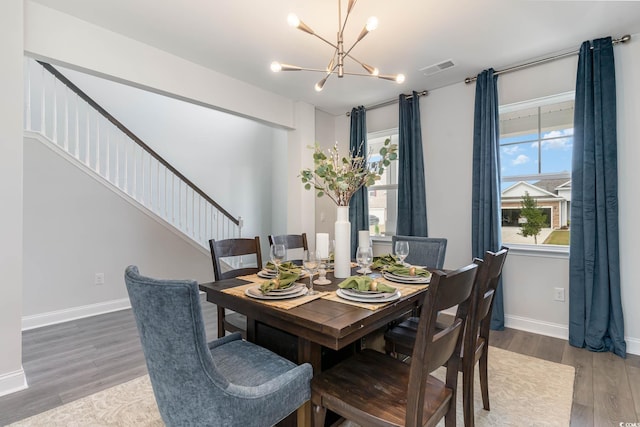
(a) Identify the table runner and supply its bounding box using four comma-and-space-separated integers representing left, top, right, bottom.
321, 278, 429, 311
223, 275, 328, 309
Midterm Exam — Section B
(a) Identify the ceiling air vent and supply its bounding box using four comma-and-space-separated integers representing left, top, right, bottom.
420, 59, 456, 76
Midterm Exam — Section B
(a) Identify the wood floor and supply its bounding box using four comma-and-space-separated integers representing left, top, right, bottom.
0, 302, 638, 426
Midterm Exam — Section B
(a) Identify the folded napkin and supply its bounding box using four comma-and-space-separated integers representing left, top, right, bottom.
371, 254, 399, 270
265, 261, 301, 274
338, 276, 396, 293
385, 264, 431, 277
259, 271, 299, 294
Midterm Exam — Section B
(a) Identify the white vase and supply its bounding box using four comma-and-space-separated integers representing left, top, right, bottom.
334, 206, 351, 278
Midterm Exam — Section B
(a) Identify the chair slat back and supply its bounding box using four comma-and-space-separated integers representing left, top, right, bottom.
405, 263, 477, 427
476, 248, 508, 321
209, 237, 263, 281
268, 233, 308, 251
392, 235, 447, 269
476, 247, 509, 338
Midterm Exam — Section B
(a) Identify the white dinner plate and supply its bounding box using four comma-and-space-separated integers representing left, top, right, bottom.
257, 270, 277, 279
336, 288, 401, 303
245, 284, 308, 300
382, 271, 431, 284
340, 288, 397, 299
264, 283, 306, 295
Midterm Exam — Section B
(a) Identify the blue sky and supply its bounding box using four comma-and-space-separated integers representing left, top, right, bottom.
500, 128, 573, 178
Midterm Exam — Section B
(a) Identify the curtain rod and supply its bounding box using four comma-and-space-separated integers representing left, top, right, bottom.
345, 90, 428, 116
464, 34, 631, 84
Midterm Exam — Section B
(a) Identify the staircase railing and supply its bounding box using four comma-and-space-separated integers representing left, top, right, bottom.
23, 58, 241, 249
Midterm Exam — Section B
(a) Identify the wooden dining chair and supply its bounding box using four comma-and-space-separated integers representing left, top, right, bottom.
209, 236, 263, 338
268, 233, 308, 264
311, 263, 478, 427
384, 247, 509, 427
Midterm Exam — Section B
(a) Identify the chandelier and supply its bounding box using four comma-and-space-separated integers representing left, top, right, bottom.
270, 0, 405, 92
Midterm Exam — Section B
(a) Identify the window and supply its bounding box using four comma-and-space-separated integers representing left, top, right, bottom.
367, 129, 399, 237
499, 92, 574, 246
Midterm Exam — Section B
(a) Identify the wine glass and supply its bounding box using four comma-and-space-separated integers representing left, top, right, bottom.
269, 244, 286, 276
303, 250, 320, 295
356, 246, 373, 276
395, 241, 409, 266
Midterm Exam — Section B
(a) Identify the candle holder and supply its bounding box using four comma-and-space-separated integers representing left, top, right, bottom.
314, 258, 332, 285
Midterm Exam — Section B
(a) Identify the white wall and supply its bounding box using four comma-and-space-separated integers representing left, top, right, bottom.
314, 109, 338, 236
287, 102, 317, 249
23, 136, 214, 318
330, 36, 640, 354
0, 0, 27, 396
614, 35, 640, 355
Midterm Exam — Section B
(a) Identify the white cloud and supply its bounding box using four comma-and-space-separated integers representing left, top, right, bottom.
502, 146, 520, 155
512, 154, 529, 165
541, 129, 573, 150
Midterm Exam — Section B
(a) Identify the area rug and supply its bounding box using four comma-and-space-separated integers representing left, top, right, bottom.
9, 346, 574, 426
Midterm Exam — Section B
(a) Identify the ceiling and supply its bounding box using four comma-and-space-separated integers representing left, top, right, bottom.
31, 0, 640, 115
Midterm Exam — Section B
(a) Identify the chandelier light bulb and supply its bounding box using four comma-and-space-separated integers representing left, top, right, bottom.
270, 62, 282, 72
366, 17, 379, 32
287, 13, 300, 28
361, 63, 379, 76
396, 74, 406, 84
315, 77, 328, 92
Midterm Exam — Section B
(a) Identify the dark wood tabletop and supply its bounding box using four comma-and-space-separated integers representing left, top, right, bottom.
198, 269, 426, 370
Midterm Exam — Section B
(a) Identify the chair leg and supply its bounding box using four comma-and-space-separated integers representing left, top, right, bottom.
444, 394, 456, 427
479, 351, 490, 411
462, 362, 475, 427
217, 306, 225, 338
313, 403, 327, 427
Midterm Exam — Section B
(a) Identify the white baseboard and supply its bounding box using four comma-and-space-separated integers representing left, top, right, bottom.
22, 298, 132, 331
504, 314, 569, 340
23, 292, 207, 331
0, 368, 28, 397
504, 315, 639, 356
626, 337, 640, 356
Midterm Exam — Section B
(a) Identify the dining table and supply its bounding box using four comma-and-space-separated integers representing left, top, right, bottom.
198, 266, 430, 427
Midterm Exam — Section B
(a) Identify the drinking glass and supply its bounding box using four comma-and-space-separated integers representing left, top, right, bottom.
395, 241, 409, 265
269, 243, 286, 276
303, 250, 320, 295
356, 246, 373, 276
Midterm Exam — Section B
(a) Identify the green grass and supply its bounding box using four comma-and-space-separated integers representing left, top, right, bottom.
543, 230, 570, 245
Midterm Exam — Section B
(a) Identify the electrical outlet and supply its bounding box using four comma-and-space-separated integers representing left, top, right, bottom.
553, 287, 565, 302
95, 273, 105, 285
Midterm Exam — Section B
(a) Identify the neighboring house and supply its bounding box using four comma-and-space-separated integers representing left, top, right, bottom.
501, 179, 571, 229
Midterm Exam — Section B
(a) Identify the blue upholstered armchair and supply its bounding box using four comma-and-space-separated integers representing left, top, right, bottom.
124, 266, 312, 427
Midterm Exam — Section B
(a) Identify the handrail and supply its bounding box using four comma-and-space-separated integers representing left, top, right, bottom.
37, 61, 239, 226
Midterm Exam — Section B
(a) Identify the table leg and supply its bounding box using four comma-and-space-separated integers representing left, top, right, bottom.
246, 317, 257, 342
297, 338, 322, 427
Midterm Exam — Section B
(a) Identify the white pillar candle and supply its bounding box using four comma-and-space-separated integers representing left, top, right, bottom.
316, 233, 330, 259
358, 230, 370, 249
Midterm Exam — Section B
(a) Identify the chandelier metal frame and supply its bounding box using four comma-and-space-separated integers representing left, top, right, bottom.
271, 0, 405, 91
